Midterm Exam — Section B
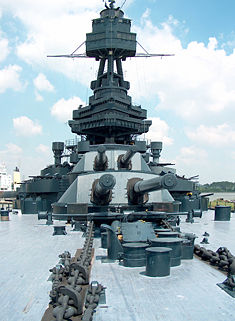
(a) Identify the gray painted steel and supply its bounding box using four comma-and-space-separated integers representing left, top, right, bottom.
181, 239, 195, 259
215, 206, 231, 221
1, 210, 235, 320
122, 221, 155, 242
145, 247, 172, 277
101, 232, 108, 249
151, 237, 183, 267
155, 228, 171, 233
92, 210, 235, 321
157, 231, 179, 238
0, 213, 85, 321
123, 242, 149, 267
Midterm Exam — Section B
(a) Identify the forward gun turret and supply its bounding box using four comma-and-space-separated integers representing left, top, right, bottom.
127, 173, 177, 205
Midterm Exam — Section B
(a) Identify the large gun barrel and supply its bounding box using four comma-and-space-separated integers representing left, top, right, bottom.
200, 193, 214, 198
127, 173, 177, 205
118, 146, 137, 169
94, 174, 116, 197
134, 173, 177, 194
91, 174, 116, 205
94, 145, 108, 171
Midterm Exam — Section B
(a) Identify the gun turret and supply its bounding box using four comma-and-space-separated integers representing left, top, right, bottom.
127, 173, 177, 205
91, 174, 116, 205
118, 146, 137, 169
94, 145, 108, 171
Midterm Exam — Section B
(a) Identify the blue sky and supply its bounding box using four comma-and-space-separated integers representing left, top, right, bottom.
0, 0, 234, 183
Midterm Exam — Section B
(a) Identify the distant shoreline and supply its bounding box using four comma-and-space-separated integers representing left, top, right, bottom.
201, 191, 235, 193
208, 192, 235, 202
199, 181, 235, 194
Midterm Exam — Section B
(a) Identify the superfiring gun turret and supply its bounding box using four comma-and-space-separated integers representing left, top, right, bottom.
127, 173, 177, 205
93, 146, 108, 171
91, 174, 116, 205
117, 146, 137, 170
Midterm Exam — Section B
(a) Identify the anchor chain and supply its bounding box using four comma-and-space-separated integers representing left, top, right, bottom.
194, 245, 235, 291
82, 281, 104, 321
42, 221, 104, 321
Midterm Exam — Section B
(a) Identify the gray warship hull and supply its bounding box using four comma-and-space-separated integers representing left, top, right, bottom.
1, 209, 234, 321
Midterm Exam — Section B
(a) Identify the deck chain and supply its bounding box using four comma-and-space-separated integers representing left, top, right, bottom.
45, 221, 103, 320
194, 245, 235, 291
81, 281, 104, 321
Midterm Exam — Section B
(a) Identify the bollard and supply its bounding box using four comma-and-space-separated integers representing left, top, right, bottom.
214, 206, 231, 221
123, 243, 149, 267
145, 247, 172, 277
151, 237, 183, 267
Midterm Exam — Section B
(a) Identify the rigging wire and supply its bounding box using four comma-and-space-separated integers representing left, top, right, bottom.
120, 0, 127, 9
136, 41, 150, 55
71, 41, 85, 55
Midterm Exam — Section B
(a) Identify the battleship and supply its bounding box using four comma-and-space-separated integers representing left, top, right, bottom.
1, 1, 235, 321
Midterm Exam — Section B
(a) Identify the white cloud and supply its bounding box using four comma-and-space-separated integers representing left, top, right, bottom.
0, 143, 23, 155
175, 146, 208, 166
0, 65, 25, 93
1, 1, 234, 183
124, 13, 235, 124
33, 73, 54, 92
0, 31, 9, 62
35, 91, 44, 101
51, 96, 85, 122
36, 144, 50, 154
1, 1, 133, 87
232, 151, 235, 160
13, 116, 42, 136
187, 124, 235, 145
140, 117, 173, 145
173, 145, 209, 180
2, 1, 235, 123
0, 0, 100, 86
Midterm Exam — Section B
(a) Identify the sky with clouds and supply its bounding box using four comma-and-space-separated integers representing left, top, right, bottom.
0, 0, 234, 183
